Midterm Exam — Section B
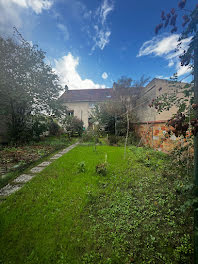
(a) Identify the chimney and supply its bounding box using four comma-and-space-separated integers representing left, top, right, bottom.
65, 85, 69, 92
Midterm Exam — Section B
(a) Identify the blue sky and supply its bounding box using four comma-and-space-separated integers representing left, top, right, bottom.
0, 0, 196, 89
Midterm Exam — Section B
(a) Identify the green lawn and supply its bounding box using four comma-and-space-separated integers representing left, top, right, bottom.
0, 145, 193, 264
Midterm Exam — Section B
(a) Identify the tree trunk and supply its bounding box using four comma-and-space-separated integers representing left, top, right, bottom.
124, 110, 129, 159
115, 114, 117, 136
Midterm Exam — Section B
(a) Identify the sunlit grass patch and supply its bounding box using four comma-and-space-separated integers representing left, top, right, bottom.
0, 145, 193, 264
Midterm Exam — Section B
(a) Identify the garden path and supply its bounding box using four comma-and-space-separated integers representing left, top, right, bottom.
0, 142, 79, 198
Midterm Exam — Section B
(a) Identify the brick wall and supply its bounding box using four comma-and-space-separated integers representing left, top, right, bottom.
134, 121, 180, 152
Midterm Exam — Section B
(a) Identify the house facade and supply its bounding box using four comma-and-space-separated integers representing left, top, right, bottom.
134, 78, 190, 152
60, 88, 114, 128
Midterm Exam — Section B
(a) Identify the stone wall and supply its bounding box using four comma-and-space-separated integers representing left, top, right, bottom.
134, 121, 179, 152
133, 79, 191, 152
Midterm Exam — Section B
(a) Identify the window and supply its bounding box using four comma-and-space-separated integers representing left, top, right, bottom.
89, 103, 95, 109
68, 110, 74, 116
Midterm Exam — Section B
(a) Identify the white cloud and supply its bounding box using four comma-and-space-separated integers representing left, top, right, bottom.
155, 75, 170, 80
100, 0, 114, 25
0, 1, 22, 35
168, 60, 174, 68
137, 33, 192, 78
0, 0, 53, 35
176, 61, 192, 77
92, 26, 111, 51
102, 72, 108, 79
54, 53, 106, 90
91, 0, 114, 52
79, 0, 114, 52
10, 0, 53, 14
137, 34, 181, 57
57, 23, 69, 41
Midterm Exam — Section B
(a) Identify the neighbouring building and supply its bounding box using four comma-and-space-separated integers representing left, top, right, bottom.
134, 78, 190, 152
60, 86, 114, 128
0, 78, 190, 150
60, 78, 190, 152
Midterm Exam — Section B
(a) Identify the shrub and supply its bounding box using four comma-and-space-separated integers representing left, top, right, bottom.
96, 162, 107, 176
8, 115, 49, 144
77, 161, 86, 173
64, 116, 84, 136
108, 135, 119, 145
81, 129, 101, 144
128, 132, 141, 146
81, 131, 95, 142
49, 120, 61, 136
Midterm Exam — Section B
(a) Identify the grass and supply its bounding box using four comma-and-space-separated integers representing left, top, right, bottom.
0, 135, 76, 188
0, 145, 194, 264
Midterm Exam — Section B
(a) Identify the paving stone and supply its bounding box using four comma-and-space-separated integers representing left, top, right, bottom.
13, 174, 34, 183
50, 154, 63, 160
38, 161, 52, 167
59, 150, 69, 154
0, 142, 80, 198
0, 184, 23, 196
30, 166, 45, 173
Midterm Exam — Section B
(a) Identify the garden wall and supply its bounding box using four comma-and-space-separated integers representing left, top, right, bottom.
133, 79, 191, 152
134, 121, 179, 152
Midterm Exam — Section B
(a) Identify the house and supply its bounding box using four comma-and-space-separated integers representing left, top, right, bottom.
0, 78, 189, 151
60, 78, 186, 127
60, 78, 190, 152
60, 86, 114, 128
134, 78, 190, 151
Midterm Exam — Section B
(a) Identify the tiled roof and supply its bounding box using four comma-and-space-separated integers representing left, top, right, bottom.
60, 88, 114, 103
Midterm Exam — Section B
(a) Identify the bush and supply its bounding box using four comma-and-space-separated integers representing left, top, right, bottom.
81, 129, 101, 144
77, 161, 86, 173
108, 135, 119, 145
48, 120, 61, 136
64, 116, 84, 136
8, 115, 49, 144
107, 132, 141, 147
96, 162, 108, 176
81, 131, 95, 142
128, 132, 141, 146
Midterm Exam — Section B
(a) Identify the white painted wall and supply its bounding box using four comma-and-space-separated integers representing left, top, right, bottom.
63, 102, 96, 128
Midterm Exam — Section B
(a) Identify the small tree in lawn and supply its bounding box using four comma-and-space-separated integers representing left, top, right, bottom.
92, 101, 127, 136
0, 28, 66, 143
154, 1, 198, 261
113, 76, 149, 157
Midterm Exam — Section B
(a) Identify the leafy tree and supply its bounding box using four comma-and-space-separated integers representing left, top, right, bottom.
48, 119, 61, 136
113, 76, 149, 156
113, 75, 150, 90
0, 29, 66, 143
93, 76, 148, 138
63, 116, 84, 136
92, 101, 127, 136
154, 1, 198, 261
